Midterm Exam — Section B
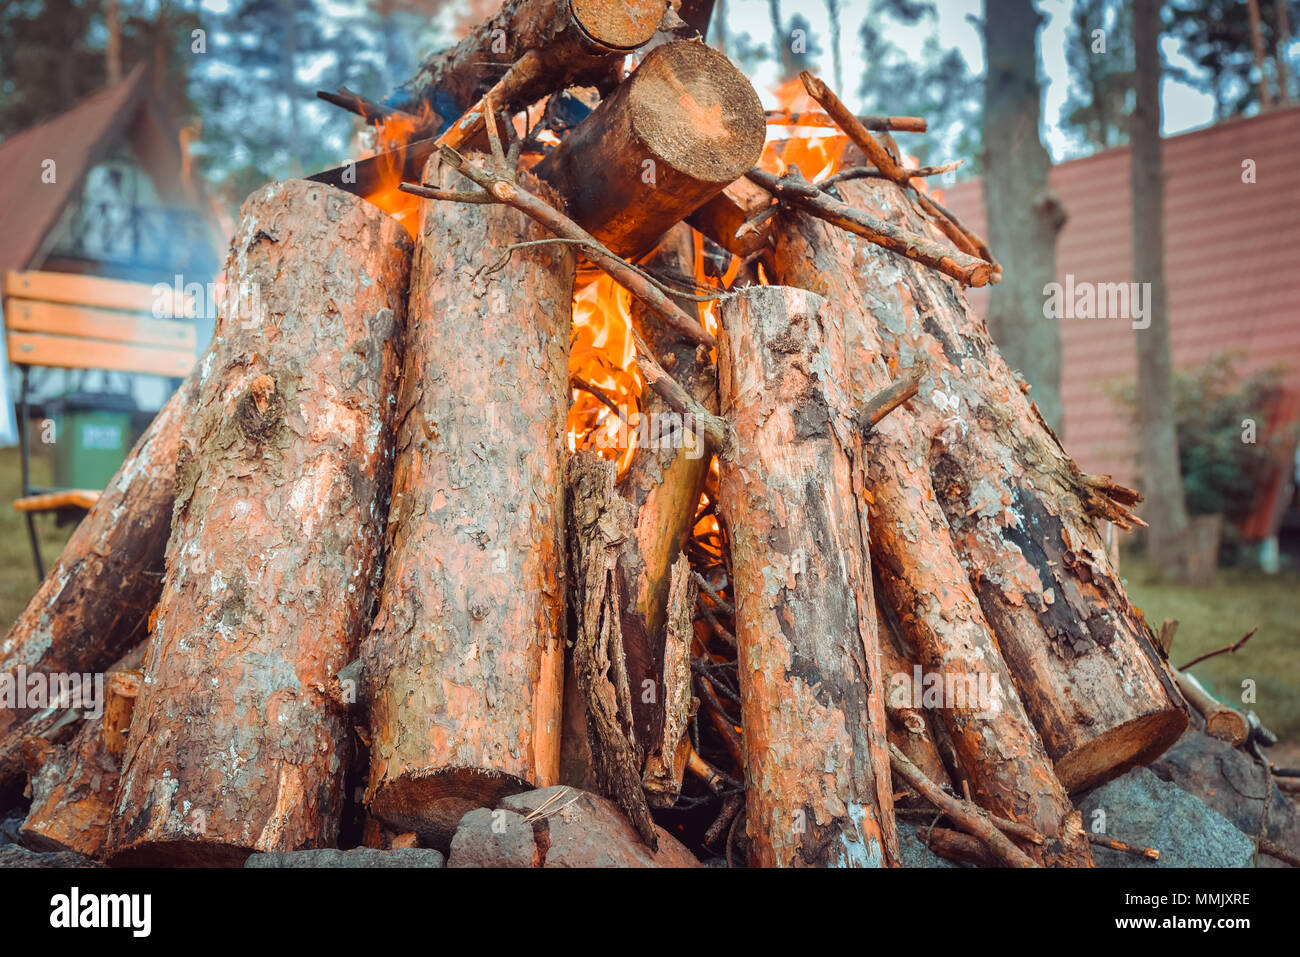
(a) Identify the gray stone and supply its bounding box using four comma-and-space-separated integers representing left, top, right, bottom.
245, 847, 443, 868
447, 807, 539, 868
1076, 767, 1256, 867
497, 786, 701, 867
1150, 729, 1300, 861
0, 846, 99, 868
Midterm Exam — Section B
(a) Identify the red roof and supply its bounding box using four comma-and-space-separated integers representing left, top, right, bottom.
941, 105, 1300, 538
0, 65, 154, 276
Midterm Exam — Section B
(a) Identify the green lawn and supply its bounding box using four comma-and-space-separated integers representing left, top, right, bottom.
1122, 553, 1300, 742
0, 444, 75, 627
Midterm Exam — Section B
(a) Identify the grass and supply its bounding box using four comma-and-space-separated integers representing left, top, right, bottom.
0, 444, 75, 628
1122, 552, 1300, 742
0, 444, 1294, 743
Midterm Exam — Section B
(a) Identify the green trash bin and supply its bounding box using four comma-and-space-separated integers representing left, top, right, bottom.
44, 393, 137, 491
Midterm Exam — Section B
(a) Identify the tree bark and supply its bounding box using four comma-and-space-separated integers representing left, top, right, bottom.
777, 171, 1188, 814
106, 180, 411, 866
1132, 0, 1191, 579
616, 224, 715, 751
392, 0, 667, 121
534, 40, 767, 258
768, 187, 1094, 867
0, 355, 206, 805
19, 656, 142, 858
362, 155, 572, 851
982, 0, 1066, 432
715, 284, 894, 868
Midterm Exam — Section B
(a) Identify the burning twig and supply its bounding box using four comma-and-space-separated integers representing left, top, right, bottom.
746, 165, 995, 287
316, 87, 417, 126
765, 109, 928, 133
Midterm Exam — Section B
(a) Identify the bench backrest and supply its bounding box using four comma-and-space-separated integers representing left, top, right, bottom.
4, 270, 196, 379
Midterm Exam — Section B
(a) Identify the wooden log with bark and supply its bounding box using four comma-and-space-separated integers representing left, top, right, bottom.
105, 180, 412, 866
533, 40, 766, 258
813, 176, 1188, 794
0, 361, 206, 804
768, 188, 1094, 867
392, 0, 668, 122
361, 154, 573, 850
715, 284, 894, 868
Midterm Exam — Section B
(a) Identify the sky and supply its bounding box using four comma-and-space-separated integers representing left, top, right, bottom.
719, 0, 1222, 161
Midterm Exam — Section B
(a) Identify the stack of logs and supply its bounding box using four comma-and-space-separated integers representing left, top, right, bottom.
1, 0, 1206, 868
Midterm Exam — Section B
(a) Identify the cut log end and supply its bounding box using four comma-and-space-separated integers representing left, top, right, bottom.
368, 767, 533, 851
1054, 708, 1189, 793
106, 839, 254, 868
570, 0, 667, 49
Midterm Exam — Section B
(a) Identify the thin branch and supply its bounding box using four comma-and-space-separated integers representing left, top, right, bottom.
765, 109, 927, 133
858, 363, 926, 431
889, 744, 1039, 867
800, 70, 908, 183
747, 166, 995, 287
1178, 627, 1257, 672
1088, 832, 1160, 860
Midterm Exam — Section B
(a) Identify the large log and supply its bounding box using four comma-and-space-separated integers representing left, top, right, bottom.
105, 180, 411, 865
533, 40, 766, 258
715, 284, 894, 868
807, 177, 1187, 794
769, 194, 1094, 867
0, 362, 204, 804
361, 154, 573, 850
393, 0, 667, 120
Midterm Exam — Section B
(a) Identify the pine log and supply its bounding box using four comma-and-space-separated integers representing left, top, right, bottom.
768, 195, 1094, 867
393, 0, 667, 120
0, 363, 204, 804
533, 40, 766, 257
106, 180, 411, 866
616, 224, 715, 750
687, 176, 773, 258
801, 176, 1188, 793
362, 154, 573, 850
715, 284, 894, 868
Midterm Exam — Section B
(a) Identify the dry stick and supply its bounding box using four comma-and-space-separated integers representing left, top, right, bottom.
765, 109, 928, 132
746, 166, 994, 287
889, 744, 1039, 867
822, 160, 964, 188
316, 88, 414, 125
858, 363, 925, 431
916, 191, 998, 268
1088, 832, 1161, 861
799, 70, 908, 183
692, 570, 735, 617
1177, 627, 1257, 672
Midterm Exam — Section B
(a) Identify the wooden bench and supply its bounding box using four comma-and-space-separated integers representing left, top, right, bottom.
4, 270, 197, 578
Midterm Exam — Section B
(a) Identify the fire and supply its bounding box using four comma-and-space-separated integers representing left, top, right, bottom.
760, 77, 848, 183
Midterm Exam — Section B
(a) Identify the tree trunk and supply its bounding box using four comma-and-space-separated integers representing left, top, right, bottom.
106, 180, 411, 865
982, 0, 1066, 432
534, 41, 766, 258
715, 284, 894, 868
617, 224, 715, 751
768, 187, 1094, 867
0, 357, 205, 804
1132, 0, 1191, 579
362, 155, 572, 851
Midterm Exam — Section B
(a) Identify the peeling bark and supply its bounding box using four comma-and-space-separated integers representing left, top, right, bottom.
0, 360, 205, 803
769, 193, 1094, 867
715, 284, 893, 868
362, 155, 572, 851
106, 180, 411, 865
641, 555, 696, 807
